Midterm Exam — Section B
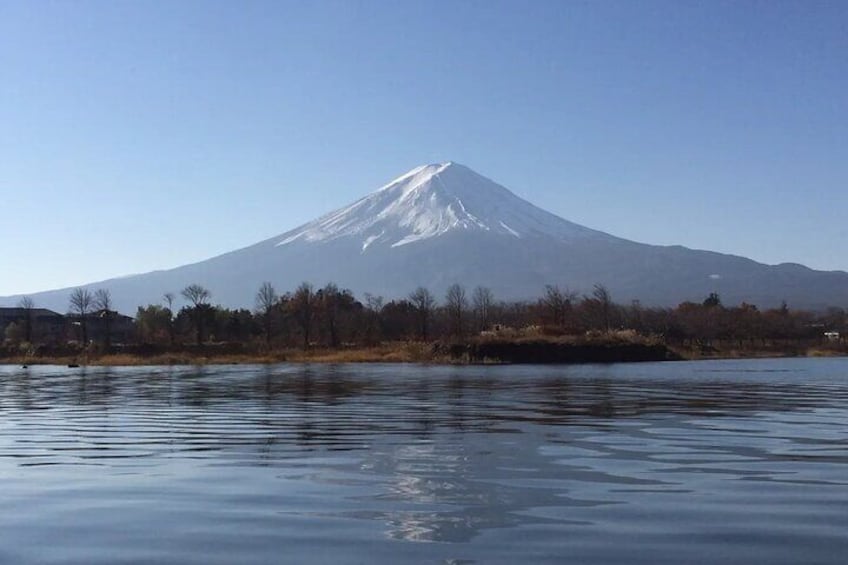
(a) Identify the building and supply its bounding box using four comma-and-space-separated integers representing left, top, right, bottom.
0, 307, 66, 344
66, 309, 136, 345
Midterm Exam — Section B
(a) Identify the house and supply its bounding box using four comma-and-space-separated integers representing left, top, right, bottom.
0, 307, 66, 343
67, 309, 136, 345
2, 306, 136, 346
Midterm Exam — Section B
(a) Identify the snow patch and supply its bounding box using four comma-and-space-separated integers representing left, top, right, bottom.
361, 231, 385, 252
499, 221, 521, 238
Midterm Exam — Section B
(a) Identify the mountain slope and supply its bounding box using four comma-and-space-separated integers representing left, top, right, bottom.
3, 162, 847, 314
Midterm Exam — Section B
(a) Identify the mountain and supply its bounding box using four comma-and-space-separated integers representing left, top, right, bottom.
3, 162, 848, 314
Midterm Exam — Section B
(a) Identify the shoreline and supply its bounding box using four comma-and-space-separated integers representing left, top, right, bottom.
2, 341, 845, 367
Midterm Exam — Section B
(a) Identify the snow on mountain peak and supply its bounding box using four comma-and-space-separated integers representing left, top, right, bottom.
275, 162, 609, 251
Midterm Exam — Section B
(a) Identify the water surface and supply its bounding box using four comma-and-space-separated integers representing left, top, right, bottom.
1, 359, 846, 564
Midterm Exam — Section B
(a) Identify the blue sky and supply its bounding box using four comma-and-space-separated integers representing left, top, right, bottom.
1, 0, 846, 297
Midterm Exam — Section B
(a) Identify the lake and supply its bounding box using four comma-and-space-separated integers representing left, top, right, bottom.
0, 359, 846, 564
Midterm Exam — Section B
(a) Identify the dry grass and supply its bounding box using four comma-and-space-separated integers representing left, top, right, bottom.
285, 342, 445, 363
1, 342, 443, 366
5, 337, 843, 367
476, 329, 664, 347
805, 348, 848, 358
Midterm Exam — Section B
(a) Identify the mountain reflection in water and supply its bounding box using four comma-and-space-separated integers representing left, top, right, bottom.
0, 360, 846, 564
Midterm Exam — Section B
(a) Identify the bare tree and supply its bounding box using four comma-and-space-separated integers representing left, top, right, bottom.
255, 282, 278, 347
93, 288, 112, 311
409, 287, 436, 341
289, 282, 315, 350
318, 283, 341, 348
69, 288, 93, 345
93, 288, 115, 348
181, 284, 212, 344
592, 283, 613, 332
445, 283, 468, 337
163, 292, 176, 345
472, 286, 494, 332
17, 296, 35, 343
364, 293, 384, 312
182, 284, 210, 307
541, 284, 576, 329
363, 293, 384, 345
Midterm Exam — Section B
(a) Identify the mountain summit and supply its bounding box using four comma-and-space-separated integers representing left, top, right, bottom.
275, 162, 611, 251
3, 162, 848, 313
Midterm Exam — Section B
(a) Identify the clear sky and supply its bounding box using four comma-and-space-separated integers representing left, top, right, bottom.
1, 0, 846, 297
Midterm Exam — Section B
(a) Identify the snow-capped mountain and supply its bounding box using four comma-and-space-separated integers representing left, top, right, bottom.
276, 162, 612, 250
3, 162, 848, 313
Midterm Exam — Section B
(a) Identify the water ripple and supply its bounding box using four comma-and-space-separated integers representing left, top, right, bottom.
0, 359, 846, 564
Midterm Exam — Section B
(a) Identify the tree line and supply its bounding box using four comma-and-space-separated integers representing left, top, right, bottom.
4, 282, 845, 351
130, 282, 843, 350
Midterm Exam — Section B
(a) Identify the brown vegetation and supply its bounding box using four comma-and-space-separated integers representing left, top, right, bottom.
2, 282, 847, 366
